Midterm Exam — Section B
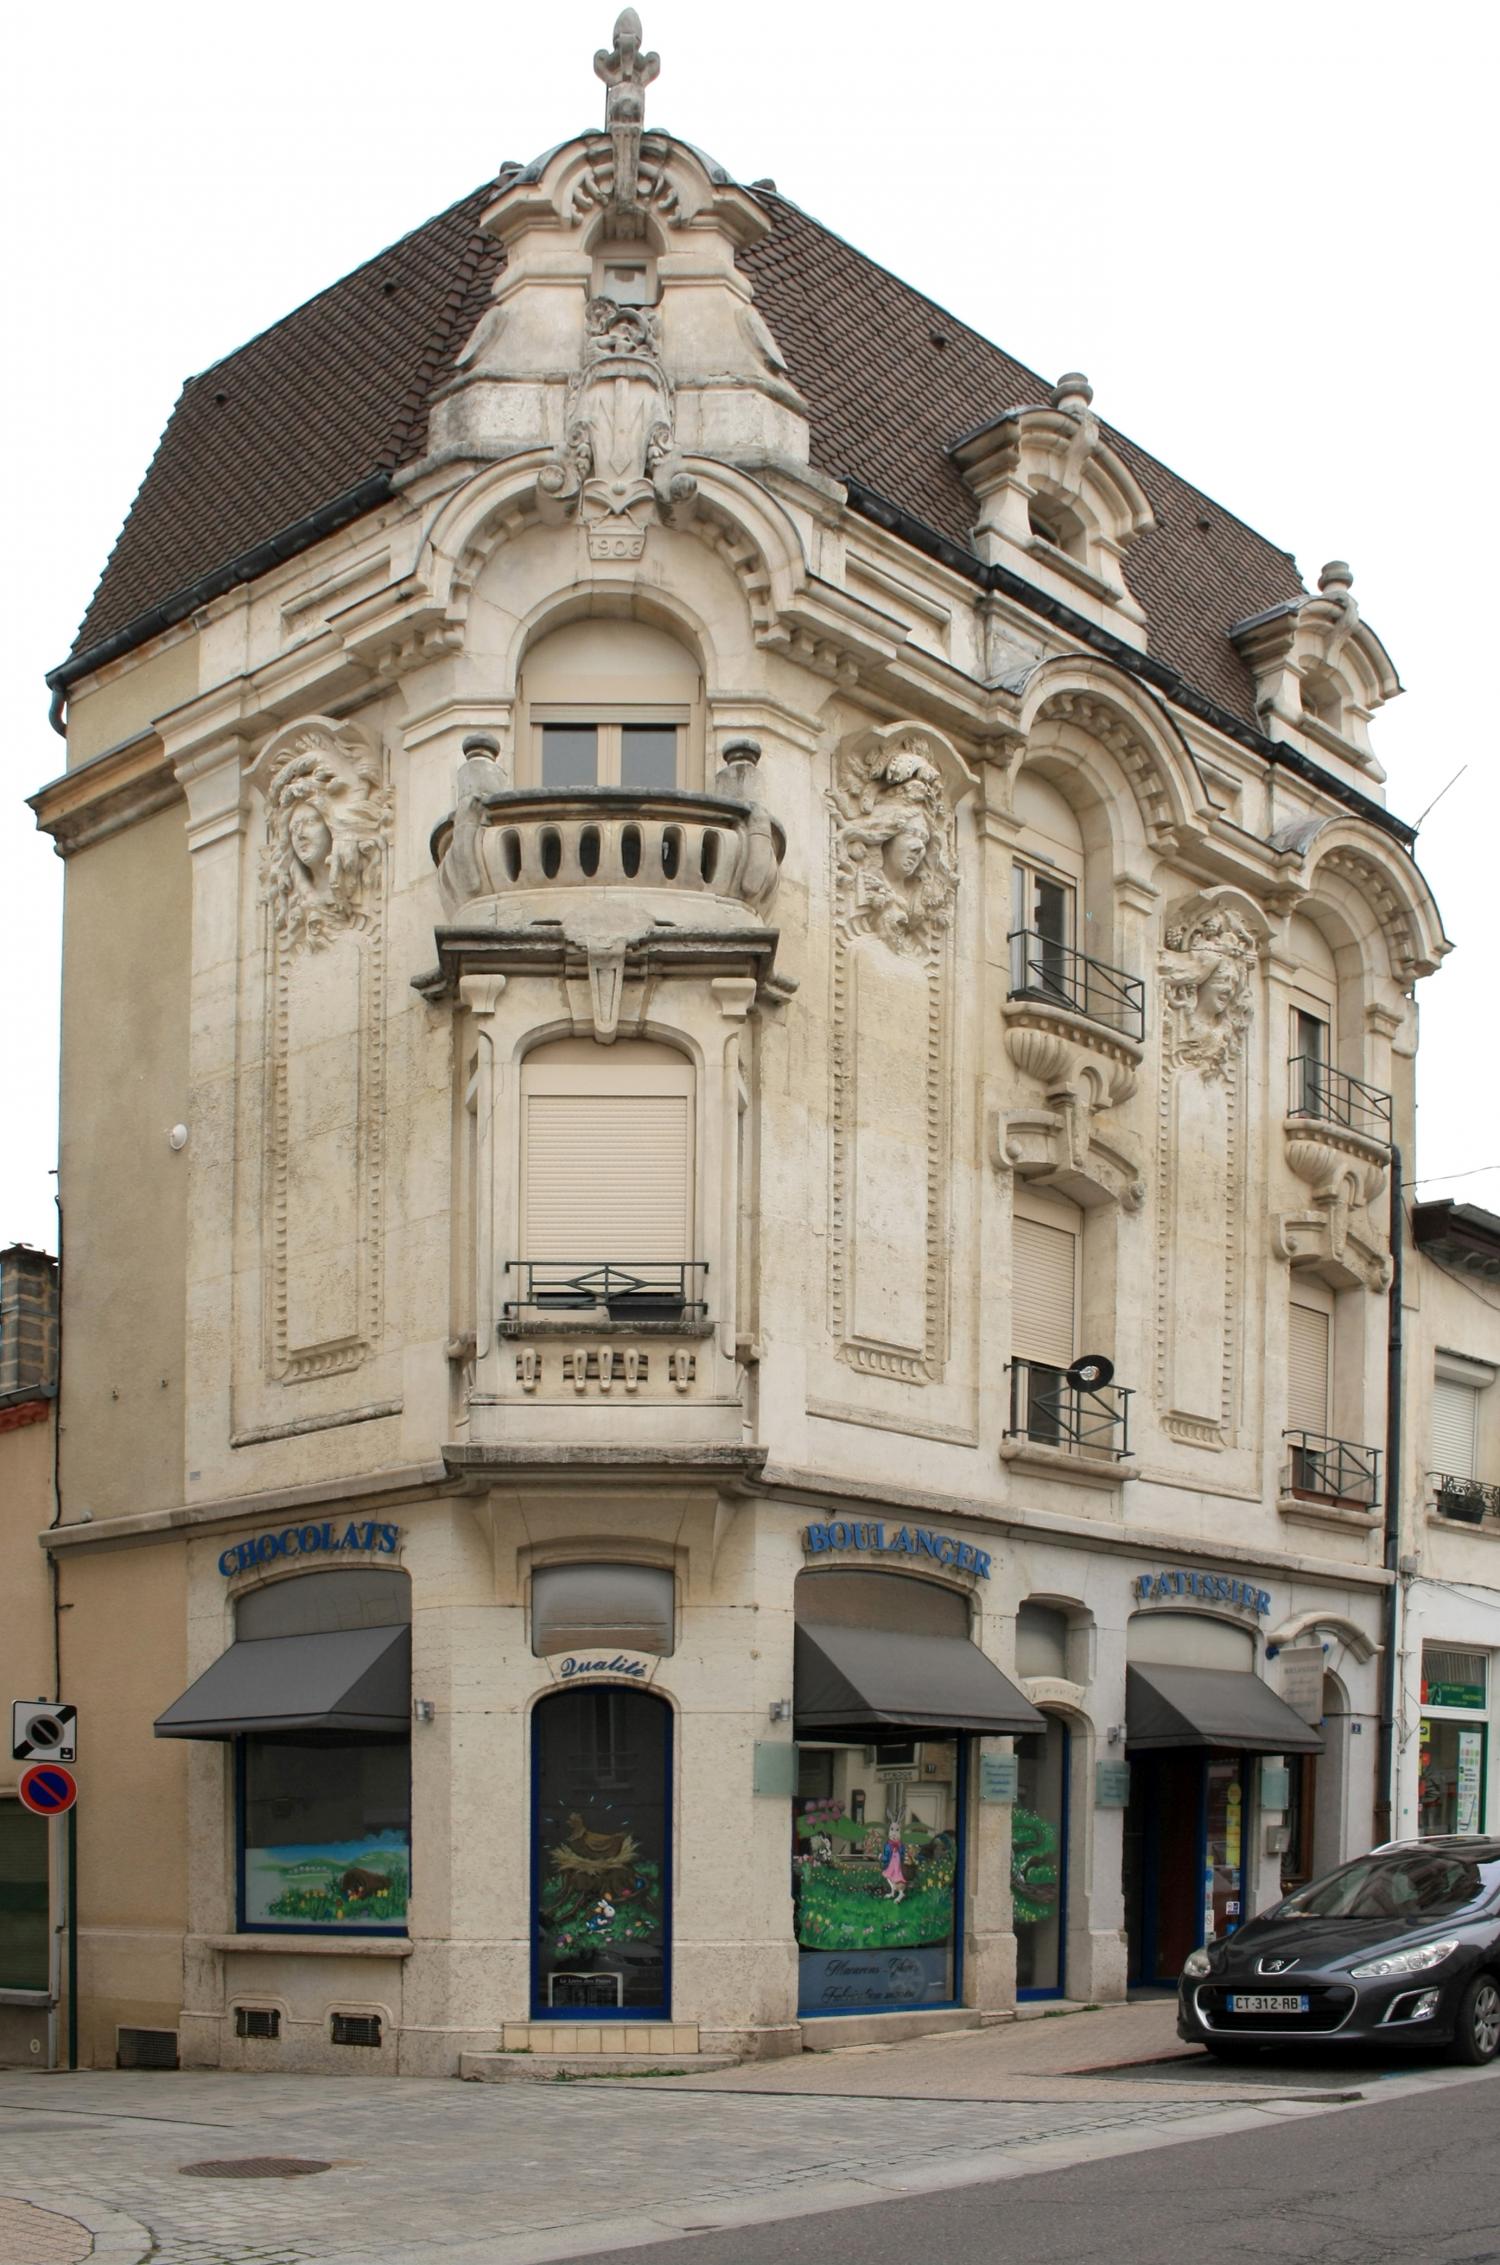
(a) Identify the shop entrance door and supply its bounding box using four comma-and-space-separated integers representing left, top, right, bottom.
1125, 1752, 1249, 1986
1015, 1716, 1069, 1997
531, 1685, 672, 2020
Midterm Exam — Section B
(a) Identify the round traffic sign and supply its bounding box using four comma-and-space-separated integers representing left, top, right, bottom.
19, 1763, 77, 1816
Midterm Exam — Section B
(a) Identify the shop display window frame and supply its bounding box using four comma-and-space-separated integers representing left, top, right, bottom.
1014, 1717, 1070, 2003
0, 1796, 50, 1992
791, 1734, 970, 2021
1127, 1752, 1252, 1989
529, 1684, 675, 2024
234, 1736, 413, 1940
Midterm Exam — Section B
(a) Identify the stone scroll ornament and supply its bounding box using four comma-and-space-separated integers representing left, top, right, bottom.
537, 297, 697, 561
827, 729, 969, 1387
1154, 900, 1260, 1446
255, 719, 391, 1384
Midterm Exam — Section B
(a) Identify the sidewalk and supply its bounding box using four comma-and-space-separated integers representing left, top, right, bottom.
0, 2006, 1419, 2265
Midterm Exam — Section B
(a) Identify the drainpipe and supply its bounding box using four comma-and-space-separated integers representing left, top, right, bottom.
1374, 1142, 1403, 1844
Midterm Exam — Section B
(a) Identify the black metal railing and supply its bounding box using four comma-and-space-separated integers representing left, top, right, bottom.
1287, 1055, 1392, 1139
1430, 1473, 1500, 1526
1006, 1360, 1132, 1459
1283, 1429, 1381, 1509
1007, 930, 1146, 1043
503, 1260, 708, 1324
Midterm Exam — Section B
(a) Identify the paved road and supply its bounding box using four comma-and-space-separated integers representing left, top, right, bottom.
547, 2073, 1500, 2265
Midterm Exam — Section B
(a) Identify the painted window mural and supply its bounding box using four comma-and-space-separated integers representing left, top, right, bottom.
1014, 1718, 1068, 1994
793, 1739, 960, 2013
532, 1686, 671, 2016
241, 1736, 410, 1931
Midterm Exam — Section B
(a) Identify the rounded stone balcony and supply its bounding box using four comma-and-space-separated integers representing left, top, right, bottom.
433, 786, 785, 925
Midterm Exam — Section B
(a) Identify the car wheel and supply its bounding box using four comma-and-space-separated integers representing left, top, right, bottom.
1449, 1973, 1500, 2066
1201, 2040, 1263, 2062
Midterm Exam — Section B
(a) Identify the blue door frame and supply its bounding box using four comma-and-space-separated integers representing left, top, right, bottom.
1016, 1717, 1070, 2001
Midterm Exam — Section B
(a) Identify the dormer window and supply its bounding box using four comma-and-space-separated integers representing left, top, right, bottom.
1027, 497, 1087, 562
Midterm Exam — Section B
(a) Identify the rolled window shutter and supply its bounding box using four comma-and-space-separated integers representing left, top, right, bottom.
1432, 1378, 1479, 1481
1288, 1303, 1330, 1436
1012, 1216, 1076, 1368
524, 1094, 689, 1260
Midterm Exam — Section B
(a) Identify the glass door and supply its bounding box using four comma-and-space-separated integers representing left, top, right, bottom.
794, 1738, 963, 2015
1015, 1717, 1069, 1996
531, 1686, 671, 2018
1205, 1758, 1248, 1942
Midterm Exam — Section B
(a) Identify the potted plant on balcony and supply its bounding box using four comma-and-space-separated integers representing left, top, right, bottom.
1436, 1480, 1486, 1525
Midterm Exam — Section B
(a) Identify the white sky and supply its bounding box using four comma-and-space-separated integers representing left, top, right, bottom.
3, 0, 1495, 1254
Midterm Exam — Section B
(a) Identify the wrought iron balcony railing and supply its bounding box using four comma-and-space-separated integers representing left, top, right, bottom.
1430, 1473, 1500, 1526
1007, 930, 1146, 1042
1287, 1055, 1392, 1140
502, 1260, 708, 1327
1283, 1429, 1381, 1509
1006, 1359, 1132, 1459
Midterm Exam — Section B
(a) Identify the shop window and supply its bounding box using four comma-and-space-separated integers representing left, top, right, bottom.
518, 1040, 695, 1314
531, 1563, 675, 1657
1015, 1716, 1069, 1995
793, 1735, 961, 2016
793, 1568, 968, 1637
240, 1735, 409, 1934
0, 1800, 48, 1990
519, 619, 702, 792
532, 1686, 671, 2017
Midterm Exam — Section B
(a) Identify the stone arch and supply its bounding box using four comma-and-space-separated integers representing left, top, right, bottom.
1300, 820, 1449, 986
1265, 1610, 1376, 1664
1014, 655, 1205, 855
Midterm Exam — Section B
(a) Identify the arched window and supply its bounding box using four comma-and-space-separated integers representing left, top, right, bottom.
518, 619, 704, 792
532, 1685, 672, 2018
516, 1038, 698, 1318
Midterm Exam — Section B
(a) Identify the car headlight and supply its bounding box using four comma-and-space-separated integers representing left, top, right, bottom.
1182, 1947, 1212, 1978
1349, 1938, 1460, 1979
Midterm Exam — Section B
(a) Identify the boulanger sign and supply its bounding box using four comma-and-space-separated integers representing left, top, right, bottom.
218, 1519, 402, 1577
803, 1520, 992, 1578
1134, 1566, 1270, 1616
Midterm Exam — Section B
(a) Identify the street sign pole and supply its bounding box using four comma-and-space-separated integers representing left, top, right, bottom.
47, 1817, 61, 2073
66, 1804, 77, 2072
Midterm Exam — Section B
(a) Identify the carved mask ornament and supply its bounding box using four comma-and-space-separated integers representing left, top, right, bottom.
832, 736, 960, 959
259, 720, 390, 952
1160, 906, 1258, 1079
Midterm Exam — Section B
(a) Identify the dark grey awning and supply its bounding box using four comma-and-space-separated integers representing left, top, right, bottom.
1126, 1663, 1323, 1755
154, 1625, 411, 1740
794, 1621, 1045, 1739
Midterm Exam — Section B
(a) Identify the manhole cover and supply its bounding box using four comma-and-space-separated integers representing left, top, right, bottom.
181, 2157, 332, 2179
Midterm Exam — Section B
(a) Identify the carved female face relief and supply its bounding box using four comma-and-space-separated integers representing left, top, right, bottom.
1160, 906, 1257, 1080
833, 738, 959, 959
259, 722, 390, 953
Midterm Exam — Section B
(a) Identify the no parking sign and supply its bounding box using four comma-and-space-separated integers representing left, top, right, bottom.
19, 1763, 77, 1817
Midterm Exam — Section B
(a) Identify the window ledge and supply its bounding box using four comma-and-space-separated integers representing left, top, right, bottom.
1000, 1438, 1136, 1489
1276, 1493, 1381, 1535
199, 1933, 414, 1958
498, 1317, 717, 1340
0, 1987, 52, 2007
1427, 1507, 1500, 1537
1023, 535, 1117, 605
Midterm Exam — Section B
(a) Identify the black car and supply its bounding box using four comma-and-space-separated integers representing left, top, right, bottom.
1178, 1838, 1500, 2063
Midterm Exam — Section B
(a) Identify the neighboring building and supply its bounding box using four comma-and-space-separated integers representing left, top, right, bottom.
1395, 1203, 1500, 1841
27, 16, 1451, 2072
0, 1244, 59, 2066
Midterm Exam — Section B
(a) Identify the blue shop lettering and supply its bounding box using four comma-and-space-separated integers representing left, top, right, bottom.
804, 1520, 991, 1580
558, 1654, 648, 1679
218, 1519, 401, 1577
1134, 1567, 1270, 1616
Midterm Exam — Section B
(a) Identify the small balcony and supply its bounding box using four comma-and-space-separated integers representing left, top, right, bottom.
1287, 1056, 1392, 1142
1005, 1359, 1133, 1461
501, 1259, 709, 1333
1007, 931, 1146, 1045
1282, 1430, 1382, 1511
1430, 1474, 1500, 1528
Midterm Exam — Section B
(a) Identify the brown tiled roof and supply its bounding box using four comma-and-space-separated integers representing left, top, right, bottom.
64, 170, 1307, 733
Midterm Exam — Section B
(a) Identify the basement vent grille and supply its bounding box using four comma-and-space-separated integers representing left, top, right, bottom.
116, 2027, 179, 2069
331, 2011, 382, 2047
234, 2006, 281, 2041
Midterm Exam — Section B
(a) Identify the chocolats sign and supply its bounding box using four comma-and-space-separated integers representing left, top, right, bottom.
804, 1521, 992, 1578
1134, 1567, 1270, 1616
218, 1519, 402, 1577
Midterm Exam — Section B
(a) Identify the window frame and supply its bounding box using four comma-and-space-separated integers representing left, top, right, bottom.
235, 1733, 412, 1939
528, 704, 692, 792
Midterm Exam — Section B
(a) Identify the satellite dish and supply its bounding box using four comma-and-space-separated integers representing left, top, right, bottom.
1066, 1353, 1114, 1392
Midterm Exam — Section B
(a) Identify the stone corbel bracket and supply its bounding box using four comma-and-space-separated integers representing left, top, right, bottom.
1273, 1125, 1392, 1291
995, 1004, 1144, 1209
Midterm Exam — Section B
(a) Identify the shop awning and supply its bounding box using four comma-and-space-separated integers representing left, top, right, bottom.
794, 1621, 1045, 1739
154, 1625, 411, 1740
1125, 1663, 1323, 1755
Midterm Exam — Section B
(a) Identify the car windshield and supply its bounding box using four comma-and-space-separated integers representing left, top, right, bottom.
1277, 1850, 1494, 1923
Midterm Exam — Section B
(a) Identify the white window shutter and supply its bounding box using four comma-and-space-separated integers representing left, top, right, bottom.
1288, 1302, 1330, 1436
1432, 1378, 1479, 1481
524, 1093, 689, 1261
1012, 1216, 1076, 1368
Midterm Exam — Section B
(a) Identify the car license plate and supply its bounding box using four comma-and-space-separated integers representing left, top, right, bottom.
1227, 1992, 1309, 2014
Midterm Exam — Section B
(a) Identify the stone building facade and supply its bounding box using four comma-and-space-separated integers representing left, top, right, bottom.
26, 17, 1451, 2072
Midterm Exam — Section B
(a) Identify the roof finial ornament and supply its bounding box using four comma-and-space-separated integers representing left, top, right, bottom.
595, 9, 659, 225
